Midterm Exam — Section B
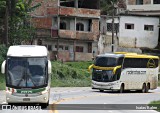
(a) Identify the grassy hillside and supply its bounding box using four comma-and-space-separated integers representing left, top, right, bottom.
149, 101, 160, 112
51, 61, 93, 87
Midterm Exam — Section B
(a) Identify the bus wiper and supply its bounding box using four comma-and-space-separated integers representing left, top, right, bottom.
17, 71, 26, 87
28, 74, 37, 87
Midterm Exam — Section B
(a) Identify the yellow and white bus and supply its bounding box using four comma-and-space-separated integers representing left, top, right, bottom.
1, 45, 52, 108
89, 52, 159, 93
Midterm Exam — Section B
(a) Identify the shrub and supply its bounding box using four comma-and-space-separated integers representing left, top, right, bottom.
0, 44, 8, 72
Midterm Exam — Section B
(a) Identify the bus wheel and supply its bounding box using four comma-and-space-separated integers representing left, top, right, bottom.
99, 90, 104, 92
40, 101, 49, 109
120, 84, 124, 93
146, 84, 150, 93
142, 84, 146, 93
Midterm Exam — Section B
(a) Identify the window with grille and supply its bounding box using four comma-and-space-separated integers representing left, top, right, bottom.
107, 23, 119, 33
144, 25, 154, 31
76, 46, 84, 52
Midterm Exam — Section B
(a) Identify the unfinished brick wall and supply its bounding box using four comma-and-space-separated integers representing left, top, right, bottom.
31, 17, 52, 29
58, 30, 76, 39
59, 7, 100, 18
31, 0, 58, 16
59, 7, 76, 16
77, 8, 100, 18
128, 0, 136, 5
75, 52, 93, 61
76, 32, 94, 40
58, 51, 70, 62
143, 0, 151, 4
92, 19, 100, 40
36, 29, 51, 37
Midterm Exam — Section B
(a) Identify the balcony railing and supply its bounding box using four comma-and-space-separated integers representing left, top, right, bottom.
59, 6, 100, 18
58, 30, 97, 40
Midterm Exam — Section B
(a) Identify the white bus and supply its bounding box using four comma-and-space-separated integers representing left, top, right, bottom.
89, 52, 159, 93
1, 45, 51, 108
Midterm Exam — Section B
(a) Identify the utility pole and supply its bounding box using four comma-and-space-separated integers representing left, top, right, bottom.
111, 2, 115, 52
4, 0, 9, 46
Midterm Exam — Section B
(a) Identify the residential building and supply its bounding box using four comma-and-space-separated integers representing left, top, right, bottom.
118, 15, 159, 48
126, 0, 160, 15
99, 15, 159, 54
98, 0, 160, 54
31, 0, 100, 61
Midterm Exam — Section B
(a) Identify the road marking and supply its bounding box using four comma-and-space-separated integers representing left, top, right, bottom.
49, 91, 160, 113
49, 93, 122, 113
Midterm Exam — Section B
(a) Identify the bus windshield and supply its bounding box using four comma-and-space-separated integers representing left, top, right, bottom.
6, 57, 48, 88
95, 57, 117, 67
92, 57, 123, 82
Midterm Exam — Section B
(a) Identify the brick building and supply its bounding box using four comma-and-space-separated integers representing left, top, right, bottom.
31, 0, 100, 61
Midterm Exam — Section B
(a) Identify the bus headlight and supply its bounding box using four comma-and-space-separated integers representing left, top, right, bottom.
40, 90, 48, 95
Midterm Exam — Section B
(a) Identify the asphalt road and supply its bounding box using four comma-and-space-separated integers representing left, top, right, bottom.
0, 87, 160, 113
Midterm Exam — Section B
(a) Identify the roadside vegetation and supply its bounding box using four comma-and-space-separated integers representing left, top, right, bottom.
0, 44, 7, 90
51, 61, 93, 87
0, 73, 5, 90
149, 101, 160, 112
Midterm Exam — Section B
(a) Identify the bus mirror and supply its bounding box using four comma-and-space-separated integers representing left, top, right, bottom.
48, 60, 52, 74
1, 60, 6, 74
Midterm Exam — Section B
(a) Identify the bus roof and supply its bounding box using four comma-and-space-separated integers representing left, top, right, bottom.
97, 53, 124, 58
115, 52, 159, 59
7, 45, 48, 57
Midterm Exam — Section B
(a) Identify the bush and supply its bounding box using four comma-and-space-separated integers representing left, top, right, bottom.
0, 73, 5, 90
0, 44, 8, 72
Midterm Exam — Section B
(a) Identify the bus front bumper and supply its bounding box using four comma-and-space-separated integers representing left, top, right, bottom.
6, 92, 49, 104
92, 81, 120, 90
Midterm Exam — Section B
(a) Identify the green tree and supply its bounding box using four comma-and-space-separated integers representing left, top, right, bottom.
0, 0, 6, 44
0, 0, 41, 46
100, 0, 118, 15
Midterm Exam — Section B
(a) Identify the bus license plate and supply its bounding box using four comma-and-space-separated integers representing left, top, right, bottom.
23, 98, 30, 101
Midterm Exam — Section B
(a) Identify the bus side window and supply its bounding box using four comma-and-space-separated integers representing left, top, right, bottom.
118, 57, 124, 65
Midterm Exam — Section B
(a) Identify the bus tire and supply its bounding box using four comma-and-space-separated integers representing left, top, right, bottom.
120, 84, 124, 93
146, 83, 150, 93
40, 101, 49, 109
99, 90, 104, 92
142, 83, 146, 93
